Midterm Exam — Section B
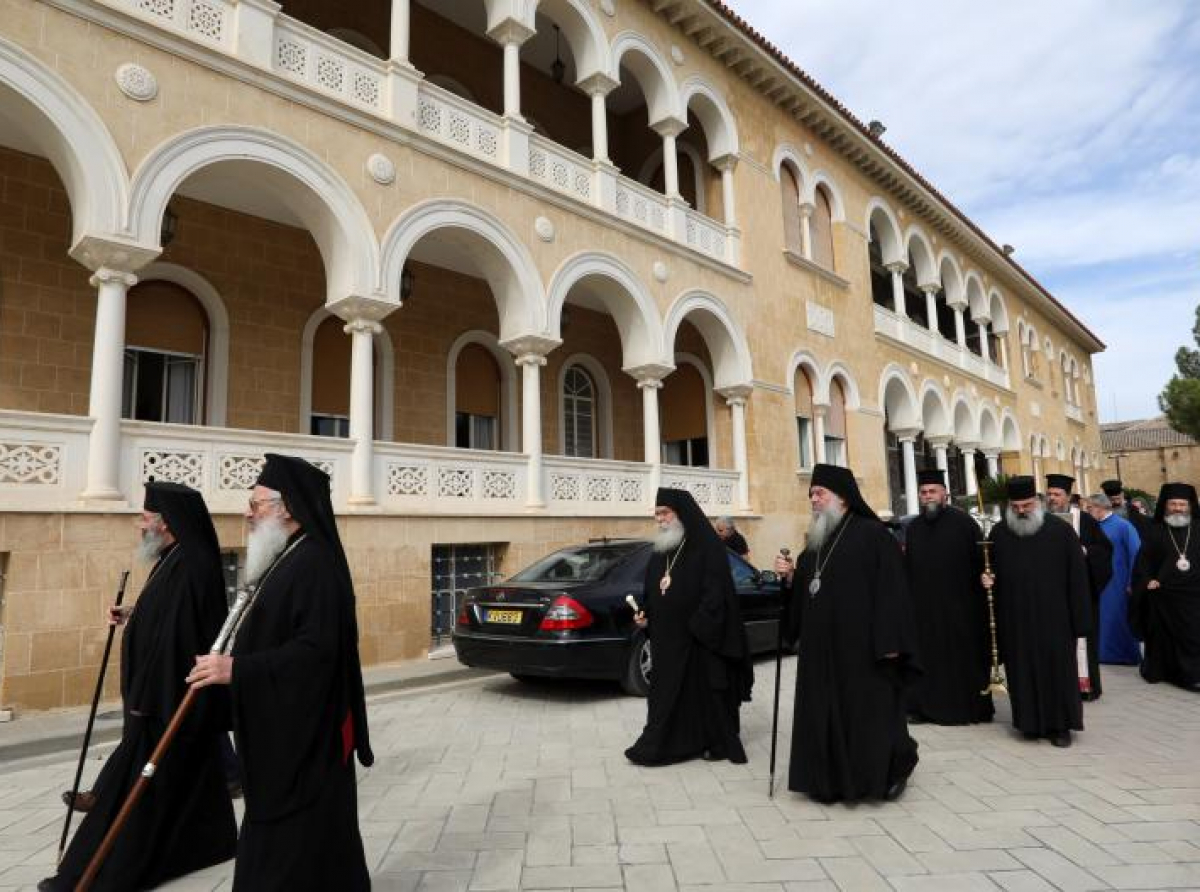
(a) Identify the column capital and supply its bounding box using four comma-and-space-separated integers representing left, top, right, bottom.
625, 363, 674, 387
71, 235, 159, 276
718, 384, 753, 407
650, 116, 688, 139
957, 440, 980, 452
327, 295, 397, 323
577, 72, 619, 97
502, 333, 559, 361
926, 434, 954, 448
487, 17, 534, 46
711, 152, 739, 173
982, 448, 1002, 458
88, 267, 138, 289
884, 260, 909, 275
947, 298, 968, 311
811, 401, 831, 418
798, 201, 816, 219
972, 315, 992, 327
343, 318, 383, 337
891, 427, 921, 442
919, 282, 941, 296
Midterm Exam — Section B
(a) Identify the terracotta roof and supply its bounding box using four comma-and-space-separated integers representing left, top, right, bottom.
698, 1, 1105, 351
1101, 417, 1196, 452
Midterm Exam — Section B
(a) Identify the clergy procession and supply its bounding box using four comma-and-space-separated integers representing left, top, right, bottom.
32, 451, 1200, 889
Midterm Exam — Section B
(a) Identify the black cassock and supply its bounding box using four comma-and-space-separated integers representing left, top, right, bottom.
1132, 521, 1200, 690
1066, 511, 1113, 696
990, 517, 1092, 736
625, 541, 753, 765
904, 506, 993, 724
231, 535, 370, 892
785, 515, 920, 802
54, 544, 236, 891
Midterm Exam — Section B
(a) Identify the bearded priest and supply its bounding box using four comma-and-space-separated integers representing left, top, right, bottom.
982, 476, 1092, 748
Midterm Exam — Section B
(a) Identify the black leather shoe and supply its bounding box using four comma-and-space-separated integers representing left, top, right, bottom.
38, 878, 62, 892
61, 790, 95, 812
1050, 731, 1072, 748
884, 777, 908, 801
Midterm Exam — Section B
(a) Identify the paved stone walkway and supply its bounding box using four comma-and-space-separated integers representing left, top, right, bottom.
2, 662, 1199, 891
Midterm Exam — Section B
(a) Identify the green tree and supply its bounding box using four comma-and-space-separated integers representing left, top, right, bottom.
1159, 303, 1200, 440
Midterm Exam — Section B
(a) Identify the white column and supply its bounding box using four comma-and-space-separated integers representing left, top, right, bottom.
345, 318, 381, 506
985, 450, 1000, 480
799, 202, 814, 261
517, 352, 546, 507
590, 92, 609, 162
978, 320, 992, 362
998, 334, 1009, 370
503, 40, 522, 119
726, 394, 750, 511
389, 0, 410, 63
82, 268, 138, 502
929, 437, 951, 474
962, 444, 979, 497
661, 131, 680, 198
714, 155, 738, 228
812, 404, 828, 464
898, 433, 919, 516
886, 262, 908, 317
953, 305, 967, 350
922, 286, 940, 333
638, 376, 663, 497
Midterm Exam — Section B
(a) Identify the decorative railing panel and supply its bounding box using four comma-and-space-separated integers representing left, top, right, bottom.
273, 18, 385, 110
416, 83, 501, 163
377, 443, 526, 513
614, 179, 669, 235
528, 135, 592, 203
544, 457, 647, 515
112, 0, 234, 48
659, 465, 739, 514
683, 206, 728, 262
0, 412, 89, 509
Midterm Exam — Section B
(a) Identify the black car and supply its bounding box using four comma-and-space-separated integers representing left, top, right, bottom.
452, 539, 783, 696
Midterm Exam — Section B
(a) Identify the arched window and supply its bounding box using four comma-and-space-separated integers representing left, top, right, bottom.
661, 363, 709, 467
825, 378, 848, 466
455, 343, 501, 450
794, 367, 816, 469
780, 165, 802, 254
123, 281, 208, 425
869, 225, 892, 308
562, 364, 597, 459
810, 186, 835, 270
310, 315, 351, 437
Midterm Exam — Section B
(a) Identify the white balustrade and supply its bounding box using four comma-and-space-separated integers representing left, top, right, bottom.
543, 456, 649, 516
108, 0, 234, 49
614, 178, 670, 236
273, 17, 386, 110
872, 309, 1012, 392
660, 465, 740, 514
682, 205, 729, 263
0, 411, 90, 511
873, 305, 905, 342
527, 135, 593, 203
906, 323, 934, 356
415, 82, 502, 163
376, 442, 527, 513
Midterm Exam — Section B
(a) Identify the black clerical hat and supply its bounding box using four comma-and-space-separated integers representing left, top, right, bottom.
1155, 482, 1198, 522
916, 469, 946, 487
1101, 479, 1124, 497
143, 481, 220, 562
1007, 476, 1037, 500
654, 487, 723, 548
1045, 473, 1075, 494
256, 454, 343, 569
810, 463, 879, 520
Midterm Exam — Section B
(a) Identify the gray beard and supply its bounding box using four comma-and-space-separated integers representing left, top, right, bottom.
136, 528, 168, 565
245, 515, 290, 583
921, 502, 943, 521
1113, 505, 1128, 518
807, 503, 846, 551
653, 519, 685, 553
1166, 513, 1192, 529
1006, 504, 1046, 538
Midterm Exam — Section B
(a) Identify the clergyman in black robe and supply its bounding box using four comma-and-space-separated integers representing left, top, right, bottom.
1131, 483, 1200, 692
776, 463, 920, 803
984, 476, 1092, 748
625, 487, 753, 766
188, 454, 373, 891
1103, 478, 1152, 542
1045, 474, 1112, 700
904, 468, 993, 725
43, 482, 236, 892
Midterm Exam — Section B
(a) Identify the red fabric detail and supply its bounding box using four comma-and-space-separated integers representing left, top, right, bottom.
341, 709, 354, 764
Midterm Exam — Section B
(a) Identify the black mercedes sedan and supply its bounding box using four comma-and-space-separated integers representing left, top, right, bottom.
452, 539, 783, 696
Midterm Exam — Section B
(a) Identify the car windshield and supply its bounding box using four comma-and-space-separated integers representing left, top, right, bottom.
510, 543, 643, 583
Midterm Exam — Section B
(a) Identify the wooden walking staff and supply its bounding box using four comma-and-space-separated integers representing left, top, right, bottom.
76, 585, 256, 892
769, 548, 791, 798
57, 570, 130, 865
976, 490, 1007, 696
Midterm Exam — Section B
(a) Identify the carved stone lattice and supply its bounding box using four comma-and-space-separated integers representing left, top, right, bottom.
715, 482, 735, 505
316, 56, 344, 92
187, 0, 225, 42
689, 482, 712, 505
142, 450, 205, 489
551, 161, 569, 189
550, 474, 581, 502
0, 443, 62, 485
438, 467, 474, 498
218, 455, 264, 490
477, 127, 498, 157
574, 171, 590, 199
139, 0, 175, 18
482, 471, 517, 500
449, 112, 470, 146
529, 150, 547, 178
418, 99, 441, 133
353, 72, 381, 107
276, 39, 307, 75
619, 479, 642, 503
615, 188, 630, 216
585, 476, 613, 502
650, 205, 665, 230
388, 464, 429, 497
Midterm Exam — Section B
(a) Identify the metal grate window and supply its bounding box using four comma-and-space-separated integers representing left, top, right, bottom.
431, 544, 502, 646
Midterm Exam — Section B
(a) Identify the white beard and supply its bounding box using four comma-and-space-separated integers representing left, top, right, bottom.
1006, 503, 1046, 538
807, 503, 846, 551
245, 515, 290, 583
652, 518, 685, 553
921, 501, 943, 521
1166, 513, 1191, 529
136, 528, 168, 565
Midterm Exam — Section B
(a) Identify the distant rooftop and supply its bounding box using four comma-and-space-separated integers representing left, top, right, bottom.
1101, 416, 1196, 452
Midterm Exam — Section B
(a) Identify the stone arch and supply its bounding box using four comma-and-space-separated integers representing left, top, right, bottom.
609, 32, 680, 124
556, 352, 614, 458
772, 143, 811, 190
978, 404, 1002, 449
381, 198, 546, 342
964, 271, 988, 321
679, 76, 738, 159
865, 198, 903, 265
137, 262, 230, 428
663, 290, 753, 390
445, 330, 519, 450
951, 393, 978, 443
299, 306, 395, 440
822, 363, 862, 410
937, 251, 966, 308
808, 171, 846, 222
999, 411, 1019, 451
530, 0, 610, 80
904, 226, 938, 286
129, 125, 379, 304
919, 380, 952, 437
785, 350, 822, 395
879, 364, 919, 430
0, 37, 129, 249
988, 288, 1010, 333
545, 252, 664, 369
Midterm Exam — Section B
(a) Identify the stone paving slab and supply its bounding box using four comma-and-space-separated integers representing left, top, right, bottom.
1, 662, 1199, 890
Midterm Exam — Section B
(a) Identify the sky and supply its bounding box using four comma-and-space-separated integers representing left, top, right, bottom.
728, 0, 1200, 422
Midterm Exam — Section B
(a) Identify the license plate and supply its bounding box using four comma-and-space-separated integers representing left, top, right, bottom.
484, 608, 523, 625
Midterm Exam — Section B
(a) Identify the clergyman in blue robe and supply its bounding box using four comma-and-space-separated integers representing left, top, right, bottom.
1087, 493, 1142, 665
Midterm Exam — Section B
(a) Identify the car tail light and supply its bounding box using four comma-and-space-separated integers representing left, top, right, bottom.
539, 595, 593, 631
456, 604, 471, 626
